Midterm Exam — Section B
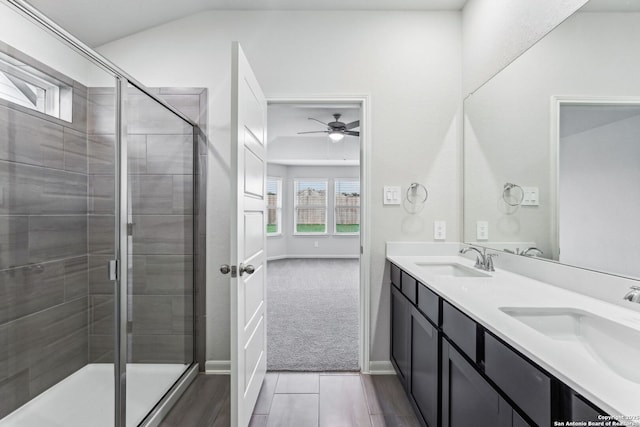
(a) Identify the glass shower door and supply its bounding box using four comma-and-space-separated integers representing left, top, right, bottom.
123, 84, 195, 426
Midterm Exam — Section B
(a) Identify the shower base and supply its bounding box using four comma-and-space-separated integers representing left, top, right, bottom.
0, 363, 187, 427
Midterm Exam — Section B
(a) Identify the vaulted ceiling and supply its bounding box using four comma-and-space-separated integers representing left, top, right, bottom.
26, 0, 468, 47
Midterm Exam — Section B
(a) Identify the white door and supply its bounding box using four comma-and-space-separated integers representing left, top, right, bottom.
230, 42, 268, 427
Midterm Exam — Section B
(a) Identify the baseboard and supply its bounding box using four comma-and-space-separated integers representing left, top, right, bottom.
205, 360, 231, 374
368, 360, 396, 375
267, 254, 360, 261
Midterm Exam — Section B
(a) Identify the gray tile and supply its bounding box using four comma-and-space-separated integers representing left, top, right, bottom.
130, 175, 173, 214
254, 372, 278, 415
173, 175, 194, 214
88, 215, 114, 255
0, 216, 29, 269
89, 295, 114, 335
87, 134, 115, 175
88, 334, 113, 363
370, 415, 421, 427
6, 298, 87, 379
127, 93, 194, 135
87, 91, 116, 135
266, 394, 319, 427
361, 375, 415, 416
147, 135, 194, 174
131, 334, 193, 363
159, 374, 230, 427
319, 375, 371, 427
29, 216, 87, 262
275, 373, 320, 394
29, 327, 88, 398
0, 105, 64, 168
127, 134, 148, 174
0, 369, 30, 419
88, 174, 115, 214
131, 295, 191, 335
69, 82, 88, 134
41, 168, 87, 214
132, 215, 193, 255
131, 255, 193, 295
63, 127, 87, 173
88, 255, 114, 295
159, 94, 201, 124
0, 161, 43, 215
0, 260, 65, 324
250, 415, 269, 427
64, 256, 88, 300
0, 325, 7, 380
211, 394, 230, 427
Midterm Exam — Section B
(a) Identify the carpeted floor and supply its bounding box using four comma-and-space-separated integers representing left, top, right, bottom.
267, 258, 360, 371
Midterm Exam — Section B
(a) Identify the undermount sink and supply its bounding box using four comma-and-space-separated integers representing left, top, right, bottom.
414, 262, 491, 278
500, 307, 640, 383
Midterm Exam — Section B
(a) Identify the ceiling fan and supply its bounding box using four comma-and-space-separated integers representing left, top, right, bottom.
297, 113, 360, 142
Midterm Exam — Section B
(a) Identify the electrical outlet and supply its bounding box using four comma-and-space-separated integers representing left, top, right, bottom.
434, 221, 446, 240
476, 221, 489, 240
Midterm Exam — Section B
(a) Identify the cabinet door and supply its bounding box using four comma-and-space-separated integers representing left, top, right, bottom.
391, 286, 411, 386
411, 307, 439, 427
442, 340, 512, 427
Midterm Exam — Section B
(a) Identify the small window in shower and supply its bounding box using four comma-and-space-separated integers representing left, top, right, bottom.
0, 50, 72, 121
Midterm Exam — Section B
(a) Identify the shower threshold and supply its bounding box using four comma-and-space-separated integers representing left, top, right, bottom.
0, 363, 186, 427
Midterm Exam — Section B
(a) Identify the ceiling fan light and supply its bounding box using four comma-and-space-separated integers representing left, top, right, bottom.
329, 130, 344, 142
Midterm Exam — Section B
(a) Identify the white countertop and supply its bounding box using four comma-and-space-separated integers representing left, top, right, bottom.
387, 253, 640, 423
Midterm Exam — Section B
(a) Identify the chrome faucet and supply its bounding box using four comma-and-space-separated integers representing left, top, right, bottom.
521, 247, 543, 257
623, 286, 640, 303
460, 246, 497, 272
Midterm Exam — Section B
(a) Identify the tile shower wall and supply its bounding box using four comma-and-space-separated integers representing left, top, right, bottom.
0, 83, 90, 417
87, 87, 206, 365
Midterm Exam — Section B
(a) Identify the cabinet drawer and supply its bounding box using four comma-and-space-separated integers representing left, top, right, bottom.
417, 283, 439, 325
401, 271, 417, 304
442, 301, 476, 361
484, 333, 550, 427
391, 263, 401, 289
571, 393, 604, 422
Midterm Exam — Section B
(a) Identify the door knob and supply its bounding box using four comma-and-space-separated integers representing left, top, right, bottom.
220, 264, 231, 275
240, 264, 255, 276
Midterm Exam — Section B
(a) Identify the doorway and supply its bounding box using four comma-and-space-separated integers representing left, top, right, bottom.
265, 99, 368, 371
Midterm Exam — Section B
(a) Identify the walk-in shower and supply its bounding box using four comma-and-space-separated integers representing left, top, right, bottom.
0, 1, 205, 426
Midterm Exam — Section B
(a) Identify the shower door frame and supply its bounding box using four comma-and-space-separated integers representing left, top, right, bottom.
4, 1, 202, 426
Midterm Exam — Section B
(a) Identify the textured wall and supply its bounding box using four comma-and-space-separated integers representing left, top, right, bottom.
462, 0, 588, 96
97, 10, 462, 366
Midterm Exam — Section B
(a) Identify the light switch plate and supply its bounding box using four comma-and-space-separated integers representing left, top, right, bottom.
434, 220, 446, 240
522, 187, 539, 206
476, 221, 489, 240
383, 186, 401, 205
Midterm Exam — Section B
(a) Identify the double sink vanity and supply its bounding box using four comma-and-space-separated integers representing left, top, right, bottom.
387, 244, 640, 427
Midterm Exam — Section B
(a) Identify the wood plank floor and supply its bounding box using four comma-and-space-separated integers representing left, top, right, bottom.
160, 372, 420, 427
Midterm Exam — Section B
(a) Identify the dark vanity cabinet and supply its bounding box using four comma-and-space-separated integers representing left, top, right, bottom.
389, 261, 612, 427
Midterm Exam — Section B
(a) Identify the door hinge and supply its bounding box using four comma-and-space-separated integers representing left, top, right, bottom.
108, 259, 118, 281
127, 223, 134, 236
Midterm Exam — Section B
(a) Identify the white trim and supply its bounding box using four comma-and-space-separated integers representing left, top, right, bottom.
269, 159, 359, 166
368, 361, 395, 375
267, 94, 371, 373
550, 95, 640, 263
205, 360, 231, 375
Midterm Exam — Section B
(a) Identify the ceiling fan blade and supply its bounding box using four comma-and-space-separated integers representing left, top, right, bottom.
344, 131, 360, 136
297, 130, 329, 134
308, 117, 328, 126
345, 120, 360, 130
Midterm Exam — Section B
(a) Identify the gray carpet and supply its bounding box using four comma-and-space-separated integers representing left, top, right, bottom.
267, 258, 359, 371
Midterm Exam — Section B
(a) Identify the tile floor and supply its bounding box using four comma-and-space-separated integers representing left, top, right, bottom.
160, 372, 421, 427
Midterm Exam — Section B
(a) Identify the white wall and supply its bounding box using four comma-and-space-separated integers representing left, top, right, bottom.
461, 0, 588, 96
98, 10, 462, 365
267, 164, 360, 259
559, 107, 640, 278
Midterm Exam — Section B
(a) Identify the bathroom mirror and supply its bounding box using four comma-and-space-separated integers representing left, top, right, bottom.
463, 0, 640, 279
